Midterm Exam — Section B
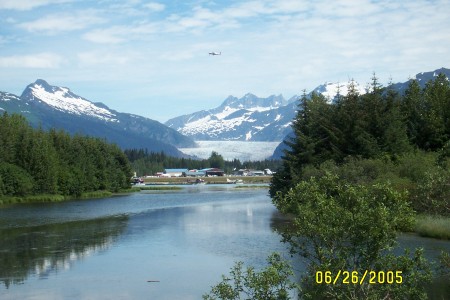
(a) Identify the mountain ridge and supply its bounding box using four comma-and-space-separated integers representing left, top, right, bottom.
165, 93, 298, 141
1, 79, 196, 157
166, 67, 450, 143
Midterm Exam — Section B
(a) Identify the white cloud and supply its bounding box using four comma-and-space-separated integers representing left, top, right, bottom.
143, 2, 165, 12
0, 53, 65, 68
77, 51, 133, 65
83, 27, 127, 44
1, 0, 449, 121
0, 0, 71, 11
18, 11, 104, 34
83, 22, 158, 44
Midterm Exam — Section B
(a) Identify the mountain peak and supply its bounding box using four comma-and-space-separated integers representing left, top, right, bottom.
21, 79, 119, 122
219, 93, 287, 111
32, 79, 70, 94
165, 93, 295, 141
34, 79, 50, 86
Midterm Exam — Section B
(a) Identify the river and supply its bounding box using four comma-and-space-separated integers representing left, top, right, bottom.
0, 185, 449, 299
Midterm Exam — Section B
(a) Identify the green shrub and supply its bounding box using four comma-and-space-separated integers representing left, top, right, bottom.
411, 169, 450, 216
203, 253, 298, 300
0, 162, 34, 196
273, 173, 430, 299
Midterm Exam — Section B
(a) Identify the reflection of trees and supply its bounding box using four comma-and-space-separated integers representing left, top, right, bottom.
269, 210, 294, 233
0, 215, 128, 288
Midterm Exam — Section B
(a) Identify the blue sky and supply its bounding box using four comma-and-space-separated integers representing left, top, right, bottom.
1, 0, 449, 122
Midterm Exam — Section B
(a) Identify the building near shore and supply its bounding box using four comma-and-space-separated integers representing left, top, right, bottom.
163, 168, 225, 177
164, 169, 188, 177
185, 169, 206, 177
203, 168, 225, 177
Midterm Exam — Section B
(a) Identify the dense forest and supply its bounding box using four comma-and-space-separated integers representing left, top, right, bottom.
124, 149, 282, 175
271, 73, 450, 216
0, 113, 131, 201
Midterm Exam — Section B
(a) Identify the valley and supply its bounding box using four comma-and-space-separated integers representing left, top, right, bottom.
179, 140, 281, 161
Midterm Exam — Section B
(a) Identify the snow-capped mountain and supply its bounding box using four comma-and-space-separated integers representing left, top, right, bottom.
23, 79, 119, 122
1, 79, 196, 157
166, 83, 367, 142
311, 80, 367, 101
168, 67, 450, 145
166, 93, 298, 141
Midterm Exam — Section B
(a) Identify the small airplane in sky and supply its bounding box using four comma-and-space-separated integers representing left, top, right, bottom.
209, 51, 221, 55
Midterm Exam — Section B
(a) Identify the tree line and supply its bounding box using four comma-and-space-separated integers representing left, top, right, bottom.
0, 112, 131, 199
124, 149, 282, 175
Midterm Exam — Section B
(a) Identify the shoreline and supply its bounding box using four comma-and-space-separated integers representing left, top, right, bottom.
0, 190, 130, 206
141, 175, 272, 185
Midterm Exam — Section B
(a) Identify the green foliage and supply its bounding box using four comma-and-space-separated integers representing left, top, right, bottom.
0, 162, 34, 196
274, 173, 431, 299
284, 152, 448, 216
203, 253, 298, 300
411, 168, 450, 216
208, 151, 225, 169
271, 72, 450, 197
0, 112, 132, 201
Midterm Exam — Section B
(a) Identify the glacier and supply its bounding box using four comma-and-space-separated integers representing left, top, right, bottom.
179, 141, 281, 161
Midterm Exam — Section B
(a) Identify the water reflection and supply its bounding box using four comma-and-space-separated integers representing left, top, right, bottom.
1, 189, 448, 299
0, 215, 128, 288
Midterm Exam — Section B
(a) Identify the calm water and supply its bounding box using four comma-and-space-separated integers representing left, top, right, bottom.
0, 185, 449, 299
0, 186, 290, 300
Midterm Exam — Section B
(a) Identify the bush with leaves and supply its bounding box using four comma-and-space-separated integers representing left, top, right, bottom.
203, 253, 298, 300
411, 168, 450, 216
273, 173, 432, 300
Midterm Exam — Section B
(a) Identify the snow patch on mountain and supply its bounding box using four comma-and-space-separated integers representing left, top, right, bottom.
0, 92, 18, 102
180, 113, 251, 138
312, 81, 367, 102
27, 80, 119, 122
166, 94, 298, 141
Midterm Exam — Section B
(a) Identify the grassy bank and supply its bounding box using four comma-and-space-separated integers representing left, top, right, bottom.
414, 215, 450, 240
0, 190, 115, 206
234, 185, 269, 189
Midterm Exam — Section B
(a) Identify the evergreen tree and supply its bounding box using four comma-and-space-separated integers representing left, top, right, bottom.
336, 79, 379, 157
401, 79, 425, 147
380, 83, 411, 156
208, 151, 225, 169
421, 73, 450, 150
271, 91, 342, 196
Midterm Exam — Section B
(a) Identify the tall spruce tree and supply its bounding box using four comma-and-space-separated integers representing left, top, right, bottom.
421, 73, 450, 150
270, 91, 342, 196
